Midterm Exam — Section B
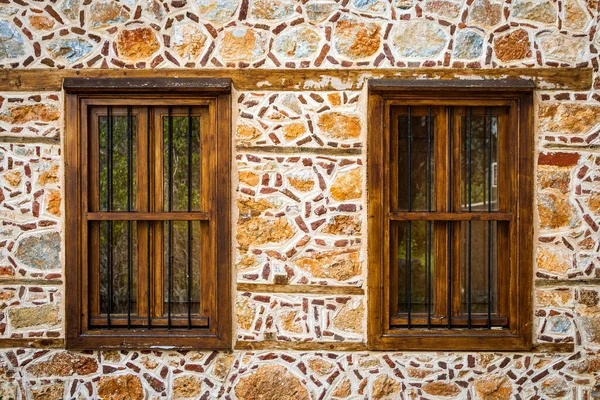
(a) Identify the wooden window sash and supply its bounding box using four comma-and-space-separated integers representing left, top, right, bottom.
65, 78, 232, 350
367, 82, 534, 351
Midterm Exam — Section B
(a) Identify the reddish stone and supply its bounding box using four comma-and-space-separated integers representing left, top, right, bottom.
538, 152, 580, 167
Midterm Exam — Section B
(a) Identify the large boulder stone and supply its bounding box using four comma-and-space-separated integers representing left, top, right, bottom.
26, 352, 98, 377
537, 191, 580, 230
493, 29, 531, 62
47, 38, 94, 63
9, 304, 60, 329
116, 27, 160, 61
220, 28, 266, 62
236, 217, 294, 247
393, 20, 447, 58
274, 27, 320, 59
295, 249, 361, 281
98, 374, 144, 400
331, 168, 363, 201
512, 0, 556, 24
234, 365, 309, 400
0, 20, 26, 60
334, 17, 381, 59
317, 112, 361, 140
197, 0, 239, 22
14, 231, 61, 270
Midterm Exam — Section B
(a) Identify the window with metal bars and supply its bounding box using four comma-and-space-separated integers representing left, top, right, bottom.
64, 78, 231, 349
368, 80, 534, 351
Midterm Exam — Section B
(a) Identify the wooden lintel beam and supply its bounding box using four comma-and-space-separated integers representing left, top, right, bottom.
0, 68, 592, 92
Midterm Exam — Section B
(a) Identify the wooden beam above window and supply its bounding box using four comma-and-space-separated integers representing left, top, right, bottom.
0, 67, 591, 92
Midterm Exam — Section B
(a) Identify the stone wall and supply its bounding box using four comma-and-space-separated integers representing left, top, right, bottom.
1, 0, 600, 398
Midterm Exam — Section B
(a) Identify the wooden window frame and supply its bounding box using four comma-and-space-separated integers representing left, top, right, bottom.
64, 78, 232, 350
367, 80, 534, 351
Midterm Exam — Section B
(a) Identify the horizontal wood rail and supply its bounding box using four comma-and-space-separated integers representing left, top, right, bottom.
388, 212, 512, 221
0, 68, 592, 92
86, 212, 210, 221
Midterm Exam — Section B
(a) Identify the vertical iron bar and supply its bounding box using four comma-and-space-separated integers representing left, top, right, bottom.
487, 107, 493, 329
167, 107, 173, 330
427, 106, 432, 329
187, 106, 192, 329
107, 106, 112, 329
147, 106, 151, 330
406, 107, 412, 329
127, 106, 132, 329
447, 106, 452, 329
467, 107, 472, 329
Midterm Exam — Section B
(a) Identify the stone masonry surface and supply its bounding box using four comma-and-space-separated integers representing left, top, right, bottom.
0, 0, 600, 398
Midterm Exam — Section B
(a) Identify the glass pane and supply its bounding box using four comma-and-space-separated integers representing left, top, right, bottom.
162, 113, 201, 212
396, 221, 434, 314
99, 112, 137, 211
99, 221, 138, 315
162, 221, 201, 316
460, 221, 497, 314
460, 109, 498, 212
397, 109, 436, 211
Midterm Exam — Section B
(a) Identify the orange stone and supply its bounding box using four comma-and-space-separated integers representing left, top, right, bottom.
295, 249, 361, 281
317, 112, 361, 140
473, 375, 512, 400
116, 27, 160, 61
46, 189, 61, 216
28, 15, 56, 30
536, 247, 572, 275
537, 191, 580, 230
331, 168, 362, 201
220, 28, 266, 62
98, 375, 143, 400
493, 29, 531, 62
0, 104, 60, 124
539, 104, 600, 135
238, 171, 260, 187
235, 365, 309, 400
334, 18, 381, 59
283, 122, 306, 141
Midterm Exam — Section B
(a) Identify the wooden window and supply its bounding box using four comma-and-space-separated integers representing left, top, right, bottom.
64, 78, 232, 349
367, 80, 534, 351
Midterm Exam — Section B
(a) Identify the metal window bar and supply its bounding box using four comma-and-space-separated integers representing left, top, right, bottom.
167, 106, 173, 330
187, 106, 192, 329
127, 106, 132, 329
406, 107, 412, 329
426, 106, 432, 330
106, 105, 113, 329
467, 107, 472, 329
487, 106, 493, 329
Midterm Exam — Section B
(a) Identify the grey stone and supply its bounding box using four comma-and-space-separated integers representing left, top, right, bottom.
14, 231, 61, 270
197, 0, 239, 22
0, 21, 26, 60
393, 20, 447, 58
60, 0, 80, 20
512, 0, 556, 24
274, 27, 320, 59
47, 38, 94, 62
453, 30, 484, 59
547, 315, 572, 334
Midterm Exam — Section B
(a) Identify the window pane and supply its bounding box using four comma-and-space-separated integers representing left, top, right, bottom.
162, 113, 201, 212
396, 221, 434, 315
460, 109, 498, 212
99, 112, 137, 212
460, 221, 497, 315
397, 109, 436, 211
99, 221, 138, 315
162, 221, 201, 316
